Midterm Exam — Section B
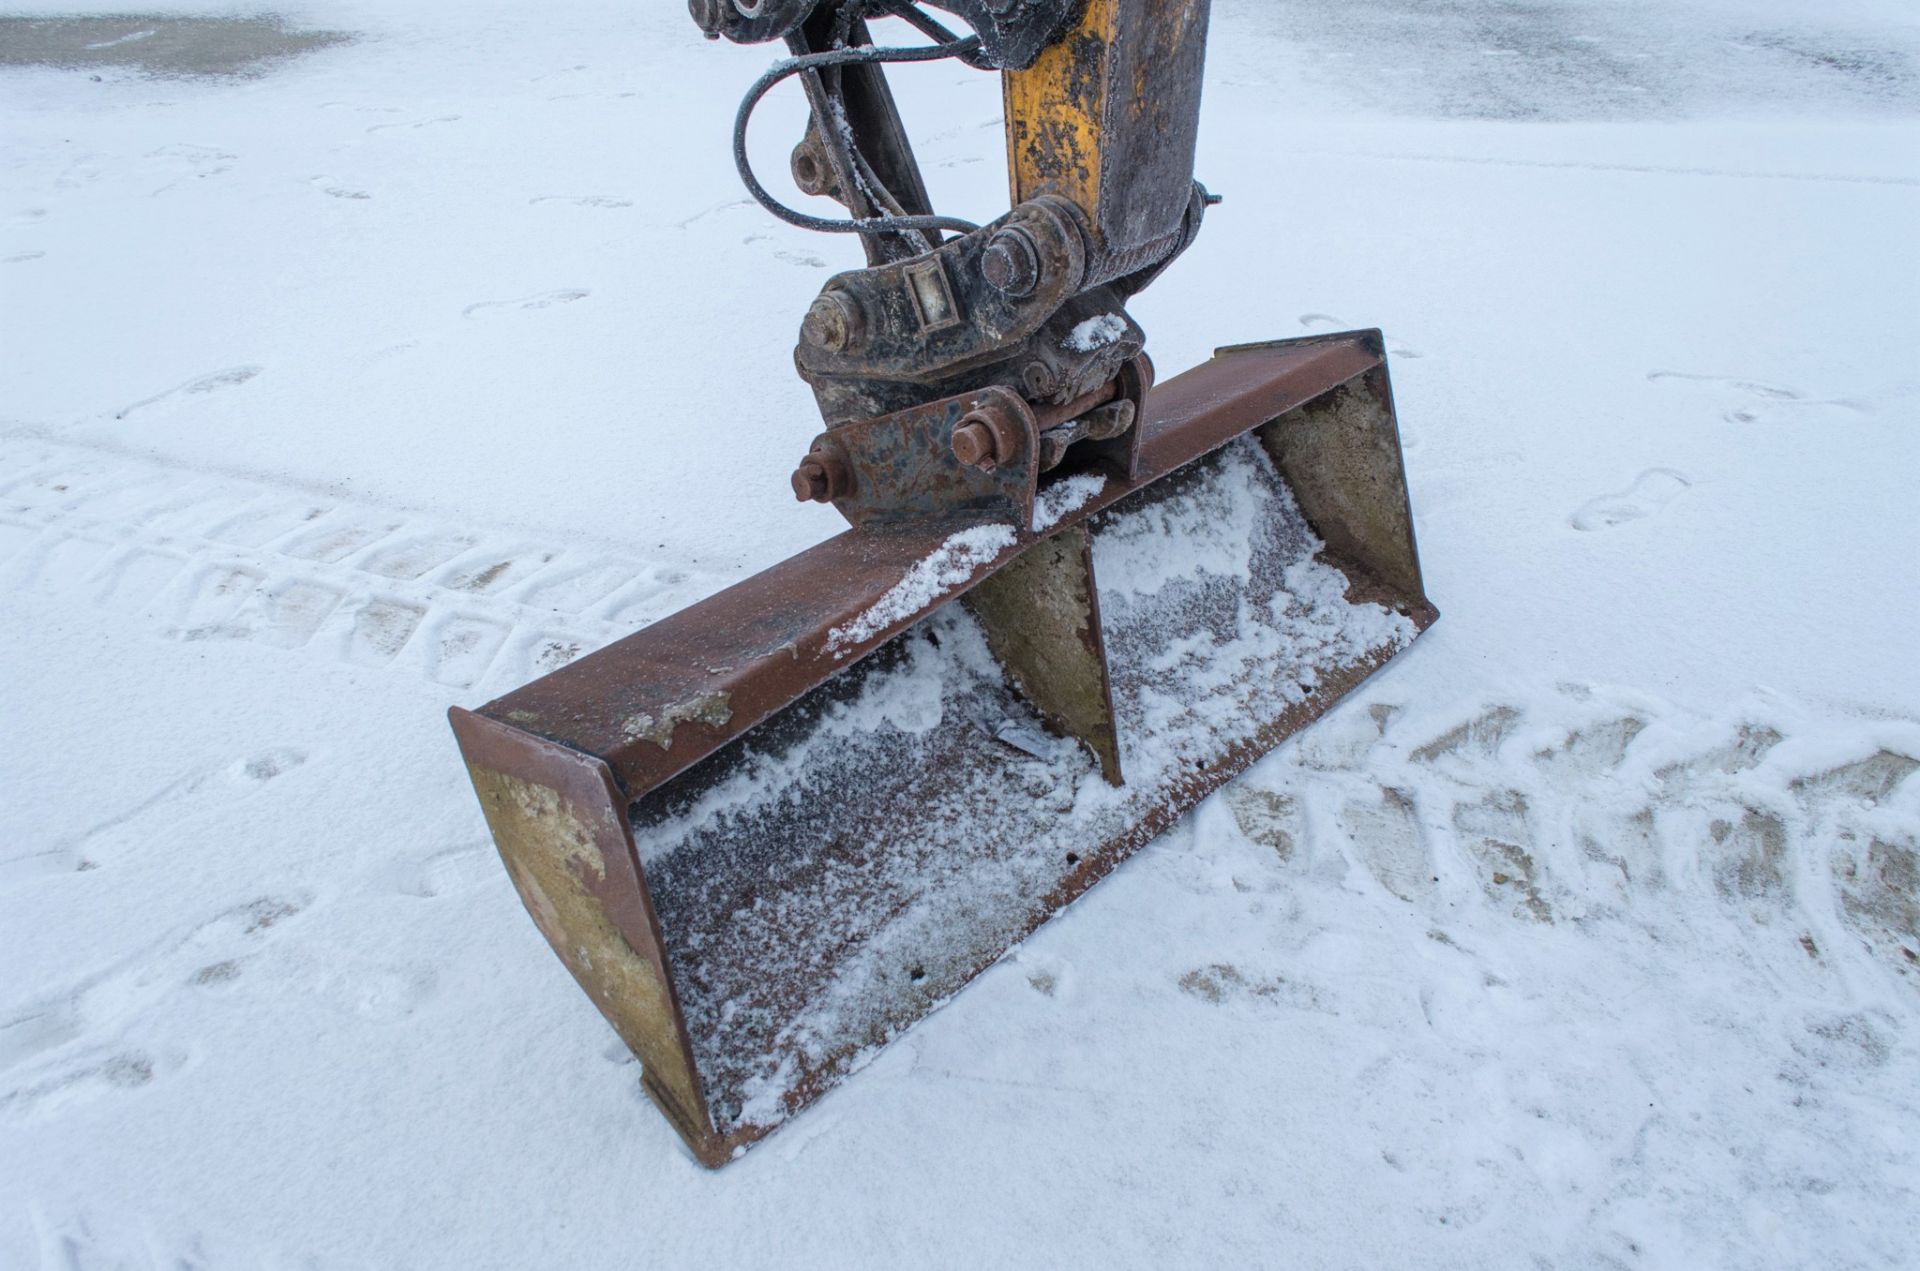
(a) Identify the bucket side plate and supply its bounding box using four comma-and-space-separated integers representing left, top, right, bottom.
447, 711, 721, 1161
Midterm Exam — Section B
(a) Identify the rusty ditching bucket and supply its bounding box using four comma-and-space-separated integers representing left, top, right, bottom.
450, 330, 1436, 1165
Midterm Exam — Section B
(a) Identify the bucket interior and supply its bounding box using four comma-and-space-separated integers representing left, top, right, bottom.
633, 433, 1424, 1135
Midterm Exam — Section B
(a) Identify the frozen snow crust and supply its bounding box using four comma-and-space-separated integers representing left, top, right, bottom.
2, 0, 1917, 1265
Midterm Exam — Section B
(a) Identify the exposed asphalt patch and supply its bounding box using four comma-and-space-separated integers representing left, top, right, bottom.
1234, 0, 1920, 120
0, 13, 354, 79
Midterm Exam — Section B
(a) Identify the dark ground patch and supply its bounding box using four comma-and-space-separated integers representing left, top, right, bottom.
0, 13, 353, 79
1228, 0, 1920, 120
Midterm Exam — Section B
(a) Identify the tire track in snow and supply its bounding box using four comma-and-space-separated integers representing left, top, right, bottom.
1208, 684, 1919, 977
0, 437, 719, 693
1177, 685, 1918, 1240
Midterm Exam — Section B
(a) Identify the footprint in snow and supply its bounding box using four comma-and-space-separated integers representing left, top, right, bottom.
29, 1207, 232, 1270
1648, 369, 1804, 399
529, 194, 632, 209
313, 963, 439, 1021
1569, 467, 1691, 531
742, 231, 829, 269
1012, 950, 1074, 1000
0, 749, 306, 883
366, 114, 460, 134
0, 893, 311, 1118
114, 365, 262, 420
144, 143, 236, 195
0, 1046, 187, 1122
525, 633, 587, 674
310, 175, 370, 200
462, 289, 589, 317
1177, 963, 1331, 1013
389, 843, 500, 899
1299, 311, 1422, 358
1647, 370, 1868, 423
673, 198, 752, 230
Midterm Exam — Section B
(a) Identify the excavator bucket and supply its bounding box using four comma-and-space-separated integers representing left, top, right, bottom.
449, 329, 1436, 1165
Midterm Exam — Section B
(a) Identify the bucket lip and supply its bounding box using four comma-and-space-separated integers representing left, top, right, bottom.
472, 330, 1407, 801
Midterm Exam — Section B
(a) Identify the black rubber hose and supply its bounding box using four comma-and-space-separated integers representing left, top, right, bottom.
733, 35, 984, 236
879, 2, 995, 70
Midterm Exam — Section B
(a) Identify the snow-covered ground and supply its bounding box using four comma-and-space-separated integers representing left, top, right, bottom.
3, 0, 1917, 1265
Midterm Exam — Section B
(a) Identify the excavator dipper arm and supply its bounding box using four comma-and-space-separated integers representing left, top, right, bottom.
705, 0, 1215, 437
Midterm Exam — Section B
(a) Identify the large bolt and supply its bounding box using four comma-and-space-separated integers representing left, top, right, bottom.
791, 460, 829, 502
951, 419, 997, 469
952, 402, 1020, 472
801, 291, 860, 353
790, 449, 848, 503
980, 227, 1039, 298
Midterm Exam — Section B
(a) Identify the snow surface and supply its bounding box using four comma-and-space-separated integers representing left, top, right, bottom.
3, 0, 1919, 1266
824, 522, 1015, 653
1029, 470, 1104, 532
1062, 312, 1128, 353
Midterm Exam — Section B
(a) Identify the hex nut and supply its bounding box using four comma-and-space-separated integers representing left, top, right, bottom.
951, 420, 997, 469
952, 402, 1023, 472
791, 461, 828, 502
790, 449, 848, 503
